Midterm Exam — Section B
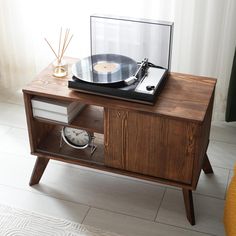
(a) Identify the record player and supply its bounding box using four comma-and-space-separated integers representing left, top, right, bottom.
69, 15, 174, 104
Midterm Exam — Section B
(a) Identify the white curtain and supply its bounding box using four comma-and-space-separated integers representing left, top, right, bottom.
0, 0, 235, 121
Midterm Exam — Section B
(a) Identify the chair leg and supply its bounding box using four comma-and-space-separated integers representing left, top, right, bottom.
29, 156, 49, 186
182, 188, 195, 225
202, 154, 214, 174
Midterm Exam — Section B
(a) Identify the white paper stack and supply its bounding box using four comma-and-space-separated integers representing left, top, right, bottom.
31, 97, 85, 123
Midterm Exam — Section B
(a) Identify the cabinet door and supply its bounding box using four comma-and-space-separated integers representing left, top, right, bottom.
125, 111, 197, 184
104, 108, 127, 169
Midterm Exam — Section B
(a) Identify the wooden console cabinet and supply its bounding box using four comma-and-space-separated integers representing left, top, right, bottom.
23, 59, 216, 225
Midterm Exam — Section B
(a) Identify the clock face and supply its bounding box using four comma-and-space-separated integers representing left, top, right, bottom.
63, 127, 90, 148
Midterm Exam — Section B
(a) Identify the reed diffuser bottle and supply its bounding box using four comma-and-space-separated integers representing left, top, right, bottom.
45, 28, 73, 78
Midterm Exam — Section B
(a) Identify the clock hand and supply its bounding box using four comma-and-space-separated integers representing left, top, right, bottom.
75, 131, 83, 136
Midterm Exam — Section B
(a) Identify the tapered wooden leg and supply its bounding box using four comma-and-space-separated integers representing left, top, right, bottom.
202, 154, 214, 174
29, 156, 49, 186
182, 188, 195, 225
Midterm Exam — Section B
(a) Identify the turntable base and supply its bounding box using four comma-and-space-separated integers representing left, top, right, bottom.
22, 58, 217, 226
70, 54, 167, 104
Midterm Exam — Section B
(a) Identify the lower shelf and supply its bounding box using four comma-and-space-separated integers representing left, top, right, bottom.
36, 126, 104, 165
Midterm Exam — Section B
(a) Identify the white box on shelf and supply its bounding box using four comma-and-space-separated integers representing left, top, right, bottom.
31, 97, 79, 114
32, 102, 85, 123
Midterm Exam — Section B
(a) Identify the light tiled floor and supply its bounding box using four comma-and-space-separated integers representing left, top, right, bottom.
0, 92, 235, 236
208, 140, 236, 170
156, 189, 225, 236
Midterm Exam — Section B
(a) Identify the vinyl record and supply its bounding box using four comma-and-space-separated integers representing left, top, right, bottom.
72, 54, 138, 84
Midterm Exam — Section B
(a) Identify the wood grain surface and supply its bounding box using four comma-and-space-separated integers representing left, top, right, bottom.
104, 108, 198, 184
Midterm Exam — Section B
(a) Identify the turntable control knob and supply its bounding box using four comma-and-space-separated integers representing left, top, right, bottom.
146, 85, 155, 91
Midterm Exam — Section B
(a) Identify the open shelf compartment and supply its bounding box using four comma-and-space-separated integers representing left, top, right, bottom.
36, 125, 104, 165
33, 104, 104, 134
71, 105, 104, 133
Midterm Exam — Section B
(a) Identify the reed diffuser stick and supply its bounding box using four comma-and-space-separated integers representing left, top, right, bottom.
44, 38, 58, 60
59, 28, 69, 62
57, 27, 62, 62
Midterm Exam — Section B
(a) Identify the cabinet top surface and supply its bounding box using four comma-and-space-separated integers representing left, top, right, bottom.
23, 58, 216, 123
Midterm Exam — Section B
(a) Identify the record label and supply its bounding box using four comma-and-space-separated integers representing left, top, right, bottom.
93, 61, 120, 74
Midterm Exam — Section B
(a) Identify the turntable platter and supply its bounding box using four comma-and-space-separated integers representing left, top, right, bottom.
72, 54, 138, 84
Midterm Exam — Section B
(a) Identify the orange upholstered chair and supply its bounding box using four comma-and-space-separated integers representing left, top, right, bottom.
224, 165, 236, 235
